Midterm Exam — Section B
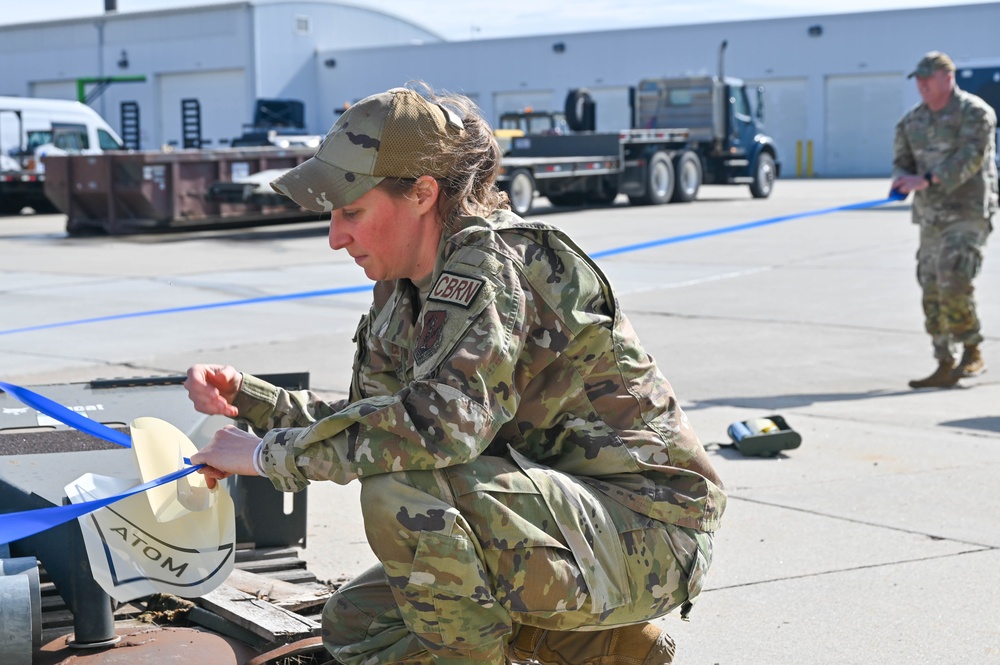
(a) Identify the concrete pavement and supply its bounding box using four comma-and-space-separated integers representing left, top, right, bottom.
1, 178, 998, 663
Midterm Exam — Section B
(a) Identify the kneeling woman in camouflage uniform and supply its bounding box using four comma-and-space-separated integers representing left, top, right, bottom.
186, 86, 726, 665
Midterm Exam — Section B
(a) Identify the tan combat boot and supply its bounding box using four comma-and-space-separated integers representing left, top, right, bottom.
908, 360, 958, 389
508, 623, 675, 665
954, 346, 986, 378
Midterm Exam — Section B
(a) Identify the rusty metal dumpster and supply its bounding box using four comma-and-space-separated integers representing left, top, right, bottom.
43, 147, 319, 235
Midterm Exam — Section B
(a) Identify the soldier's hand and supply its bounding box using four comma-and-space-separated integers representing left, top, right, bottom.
891, 174, 928, 195
185, 364, 242, 417
189, 425, 261, 489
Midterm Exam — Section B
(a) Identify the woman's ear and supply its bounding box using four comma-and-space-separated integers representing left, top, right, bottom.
411, 175, 440, 213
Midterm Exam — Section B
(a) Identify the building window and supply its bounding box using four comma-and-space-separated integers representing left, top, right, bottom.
295, 15, 311, 34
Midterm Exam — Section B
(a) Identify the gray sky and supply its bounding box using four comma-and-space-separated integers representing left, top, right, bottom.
1, 0, 996, 40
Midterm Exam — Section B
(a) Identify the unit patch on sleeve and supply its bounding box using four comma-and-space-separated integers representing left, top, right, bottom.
414, 310, 447, 364
428, 271, 484, 308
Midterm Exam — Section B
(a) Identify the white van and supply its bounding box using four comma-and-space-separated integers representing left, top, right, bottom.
1, 96, 124, 214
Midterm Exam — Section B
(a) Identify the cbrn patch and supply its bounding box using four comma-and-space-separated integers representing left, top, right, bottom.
428, 271, 484, 308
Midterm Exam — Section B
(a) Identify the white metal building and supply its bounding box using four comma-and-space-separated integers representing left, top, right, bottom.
315, 3, 1000, 178
1, 1, 998, 177
0, 1, 442, 151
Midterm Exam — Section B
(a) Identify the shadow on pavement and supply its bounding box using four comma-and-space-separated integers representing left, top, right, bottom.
685, 388, 916, 411
939, 416, 1000, 434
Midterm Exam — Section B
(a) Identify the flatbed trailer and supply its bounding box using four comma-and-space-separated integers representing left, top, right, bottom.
497, 73, 780, 216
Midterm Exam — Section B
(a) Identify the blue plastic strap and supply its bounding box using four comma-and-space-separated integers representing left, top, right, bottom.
0, 380, 132, 448
0, 380, 192, 464
0, 465, 201, 545
0, 380, 205, 544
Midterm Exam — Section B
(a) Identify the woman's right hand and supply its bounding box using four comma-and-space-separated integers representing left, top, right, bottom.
189, 425, 261, 489
184, 364, 242, 418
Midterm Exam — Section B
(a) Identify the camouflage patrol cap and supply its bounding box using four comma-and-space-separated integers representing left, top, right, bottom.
907, 51, 956, 79
270, 87, 464, 212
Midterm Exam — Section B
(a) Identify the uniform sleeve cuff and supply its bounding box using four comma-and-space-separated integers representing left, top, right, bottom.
259, 429, 309, 493
251, 439, 266, 477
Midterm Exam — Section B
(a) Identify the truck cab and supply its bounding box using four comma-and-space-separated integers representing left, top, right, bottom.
494, 109, 570, 155
497, 109, 570, 136
634, 76, 778, 198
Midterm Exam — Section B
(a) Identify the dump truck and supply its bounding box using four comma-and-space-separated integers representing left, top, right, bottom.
497, 72, 780, 216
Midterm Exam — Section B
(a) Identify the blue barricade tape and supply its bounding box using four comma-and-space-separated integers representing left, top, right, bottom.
591, 192, 905, 259
0, 191, 908, 544
0, 381, 204, 545
0, 284, 374, 337
0, 192, 905, 337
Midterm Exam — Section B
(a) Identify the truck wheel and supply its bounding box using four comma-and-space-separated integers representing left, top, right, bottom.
750, 152, 776, 199
629, 152, 674, 205
670, 151, 701, 203
507, 169, 535, 216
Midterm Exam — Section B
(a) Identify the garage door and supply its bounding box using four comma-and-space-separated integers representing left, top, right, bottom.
747, 77, 807, 177
957, 66, 1000, 168
825, 73, 902, 177
30, 81, 77, 101
158, 69, 248, 150
583, 86, 630, 132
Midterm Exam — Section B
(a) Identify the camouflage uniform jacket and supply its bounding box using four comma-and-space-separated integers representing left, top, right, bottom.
893, 87, 998, 226
233, 210, 726, 533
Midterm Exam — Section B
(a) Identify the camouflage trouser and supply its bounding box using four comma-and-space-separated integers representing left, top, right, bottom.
320, 455, 713, 664
917, 220, 991, 361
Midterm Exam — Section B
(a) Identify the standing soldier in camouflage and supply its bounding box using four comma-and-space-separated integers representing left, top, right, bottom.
892, 51, 997, 389
185, 86, 725, 664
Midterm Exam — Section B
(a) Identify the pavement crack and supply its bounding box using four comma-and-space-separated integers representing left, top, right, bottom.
731, 494, 996, 549
704, 547, 995, 593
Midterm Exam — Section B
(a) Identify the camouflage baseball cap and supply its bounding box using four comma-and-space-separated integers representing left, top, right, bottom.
907, 51, 956, 79
270, 87, 464, 212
